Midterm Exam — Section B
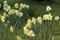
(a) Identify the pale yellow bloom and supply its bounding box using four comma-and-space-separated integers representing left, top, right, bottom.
32, 17, 36, 24
55, 16, 60, 20
14, 3, 19, 8
16, 36, 22, 40
1, 16, 6, 22
3, 12, 8, 17
20, 3, 25, 10
37, 16, 42, 24
8, 9, 15, 15
27, 30, 35, 37
20, 3, 29, 10
25, 23, 31, 29
43, 14, 47, 20
18, 12, 23, 17
3, 5, 11, 12
23, 4, 29, 9
9, 26, 14, 33
46, 6, 52, 11
15, 10, 19, 15
23, 27, 30, 35
47, 14, 53, 20
27, 19, 32, 24
4, 0, 7, 4
43, 14, 53, 20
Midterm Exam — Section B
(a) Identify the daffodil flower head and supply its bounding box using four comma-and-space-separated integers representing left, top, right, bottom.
37, 16, 42, 24
9, 26, 14, 33
1, 15, 6, 22
43, 14, 53, 20
14, 3, 19, 8
16, 36, 22, 40
18, 12, 23, 17
46, 5, 52, 11
43, 14, 47, 20
27, 30, 35, 37
55, 16, 60, 21
47, 14, 53, 20
32, 17, 36, 24
23, 27, 30, 35
27, 19, 32, 24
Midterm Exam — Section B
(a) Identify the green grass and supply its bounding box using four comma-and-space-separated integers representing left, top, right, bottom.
0, 0, 60, 40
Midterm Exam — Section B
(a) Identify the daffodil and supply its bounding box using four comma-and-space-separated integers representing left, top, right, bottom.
18, 12, 23, 17
23, 27, 30, 35
55, 16, 60, 20
32, 17, 36, 24
43, 14, 53, 20
23, 4, 29, 9
14, 3, 19, 8
8, 9, 15, 15
1, 15, 6, 22
15, 10, 19, 15
19, 3, 29, 10
43, 14, 47, 20
37, 16, 42, 24
27, 30, 35, 37
46, 6, 52, 11
47, 14, 53, 20
3, 5, 11, 12
4, 0, 7, 4
27, 19, 32, 24
16, 36, 22, 40
25, 23, 31, 29
9, 26, 14, 33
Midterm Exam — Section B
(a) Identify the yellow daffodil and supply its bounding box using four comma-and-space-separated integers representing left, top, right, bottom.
16, 36, 22, 40
23, 27, 30, 35
43, 14, 53, 20
3, 5, 11, 12
27, 30, 35, 37
32, 17, 36, 24
27, 19, 32, 24
43, 14, 47, 20
4, 0, 7, 4
37, 16, 42, 24
15, 10, 19, 15
18, 12, 23, 17
47, 14, 53, 20
25, 5, 29, 9
8, 9, 15, 15
14, 3, 19, 8
46, 6, 52, 11
25, 23, 31, 29
20, 3, 29, 10
1, 15, 6, 22
55, 16, 60, 20
9, 26, 14, 33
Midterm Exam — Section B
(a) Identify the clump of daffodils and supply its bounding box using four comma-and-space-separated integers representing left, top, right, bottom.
54, 16, 60, 21
16, 36, 22, 40
23, 27, 35, 37
23, 18, 35, 37
46, 6, 52, 11
9, 26, 14, 33
43, 14, 53, 20
20, 3, 29, 10
3, 0, 11, 12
